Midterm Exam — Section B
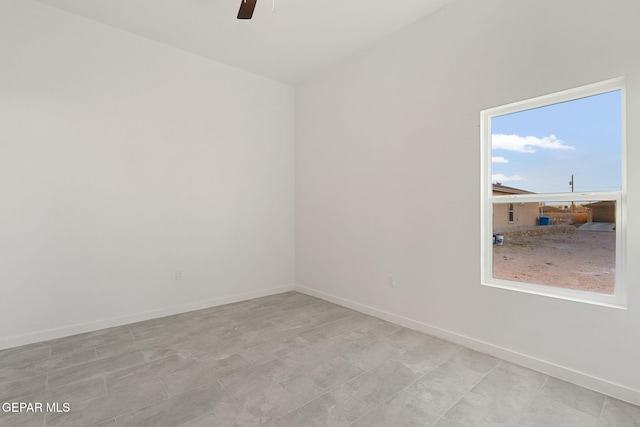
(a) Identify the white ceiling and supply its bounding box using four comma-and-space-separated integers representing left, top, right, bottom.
36, 0, 453, 84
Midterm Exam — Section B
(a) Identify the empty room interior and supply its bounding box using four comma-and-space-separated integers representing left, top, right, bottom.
1, 0, 640, 426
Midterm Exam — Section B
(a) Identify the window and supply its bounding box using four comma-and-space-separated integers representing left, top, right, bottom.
481, 78, 626, 308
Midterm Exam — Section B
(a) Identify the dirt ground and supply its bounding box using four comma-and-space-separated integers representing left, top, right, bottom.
493, 229, 616, 294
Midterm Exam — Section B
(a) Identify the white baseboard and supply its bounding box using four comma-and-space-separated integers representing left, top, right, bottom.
0, 284, 295, 351
295, 284, 640, 406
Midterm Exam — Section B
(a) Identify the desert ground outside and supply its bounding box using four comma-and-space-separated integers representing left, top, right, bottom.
493, 226, 616, 294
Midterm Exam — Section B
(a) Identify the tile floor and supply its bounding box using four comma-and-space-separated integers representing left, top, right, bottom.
1, 291, 639, 426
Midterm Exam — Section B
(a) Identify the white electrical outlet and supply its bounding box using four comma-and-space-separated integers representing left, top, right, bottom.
175, 271, 183, 281
388, 275, 396, 287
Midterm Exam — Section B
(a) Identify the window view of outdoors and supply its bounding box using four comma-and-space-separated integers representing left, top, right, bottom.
493, 200, 616, 294
491, 90, 621, 295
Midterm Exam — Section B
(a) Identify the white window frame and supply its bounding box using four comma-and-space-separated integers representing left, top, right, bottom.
480, 78, 627, 308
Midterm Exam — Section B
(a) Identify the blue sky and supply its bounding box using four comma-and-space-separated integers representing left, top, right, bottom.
491, 90, 622, 194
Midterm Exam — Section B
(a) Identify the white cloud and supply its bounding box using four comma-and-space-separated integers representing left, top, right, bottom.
492, 173, 525, 182
492, 134, 574, 153
492, 156, 509, 163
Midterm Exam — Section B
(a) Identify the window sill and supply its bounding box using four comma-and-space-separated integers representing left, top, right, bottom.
481, 278, 627, 309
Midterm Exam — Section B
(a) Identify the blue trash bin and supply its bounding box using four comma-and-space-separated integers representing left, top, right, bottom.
539, 216, 551, 226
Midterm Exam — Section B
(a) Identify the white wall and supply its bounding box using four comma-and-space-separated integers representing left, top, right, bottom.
296, 0, 640, 403
0, 1, 294, 348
